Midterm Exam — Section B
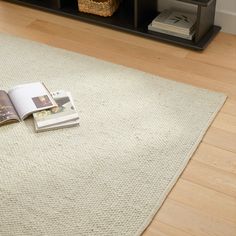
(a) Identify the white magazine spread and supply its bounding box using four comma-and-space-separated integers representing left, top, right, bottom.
7, 82, 57, 120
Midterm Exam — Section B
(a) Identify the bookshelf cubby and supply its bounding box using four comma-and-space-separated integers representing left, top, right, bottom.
6, 0, 221, 50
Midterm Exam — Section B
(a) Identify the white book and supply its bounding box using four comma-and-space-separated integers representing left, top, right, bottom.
34, 118, 79, 132
148, 23, 195, 40
33, 90, 79, 130
152, 9, 196, 35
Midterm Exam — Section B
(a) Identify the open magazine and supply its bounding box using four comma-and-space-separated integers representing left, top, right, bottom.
0, 82, 57, 125
33, 90, 79, 132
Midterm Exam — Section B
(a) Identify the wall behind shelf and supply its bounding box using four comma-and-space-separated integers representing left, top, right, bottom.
158, 0, 236, 35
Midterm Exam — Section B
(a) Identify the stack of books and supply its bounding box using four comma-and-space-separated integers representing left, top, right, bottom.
0, 82, 79, 132
33, 90, 79, 132
148, 9, 197, 40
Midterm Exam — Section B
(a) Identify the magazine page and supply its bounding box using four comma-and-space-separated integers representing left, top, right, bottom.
33, 90, 79, 128
0, 90, 20, 125
8, 82, 57, 120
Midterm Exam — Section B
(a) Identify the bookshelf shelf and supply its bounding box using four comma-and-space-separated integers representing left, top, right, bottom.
6, 0, 221, 50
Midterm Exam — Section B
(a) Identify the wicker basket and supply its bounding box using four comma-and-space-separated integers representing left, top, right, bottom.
78, 0, 120, 17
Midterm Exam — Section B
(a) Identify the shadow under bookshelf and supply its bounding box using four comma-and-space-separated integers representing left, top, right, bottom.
6, 0, 221, 50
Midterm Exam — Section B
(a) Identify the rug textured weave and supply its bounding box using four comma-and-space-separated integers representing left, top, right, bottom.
0, 33, 226, 236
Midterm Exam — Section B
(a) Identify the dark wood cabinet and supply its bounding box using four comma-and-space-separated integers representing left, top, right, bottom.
6, 0, 221, 50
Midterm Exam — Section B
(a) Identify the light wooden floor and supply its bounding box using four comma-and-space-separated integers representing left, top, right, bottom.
0, 1, 236, 235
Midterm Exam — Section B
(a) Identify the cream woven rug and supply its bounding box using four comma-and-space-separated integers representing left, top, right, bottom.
0, 33, 226, 236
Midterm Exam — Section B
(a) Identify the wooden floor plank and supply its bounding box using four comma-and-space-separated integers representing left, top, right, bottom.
203, 32, 236, 55
212, 113, 236, 134
203, 127, 236, 153
193, 143, 236, 174
169, 179, 236, 223
186, 51, 236, 72
0, 6, 34, 27
182, 159, 236, 197
221, 99, 236, 116
155, 199, 236, 236
143, 221, 193, 236
186, 33, 236, 71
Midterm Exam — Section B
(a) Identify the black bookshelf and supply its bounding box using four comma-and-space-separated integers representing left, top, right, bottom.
6, 0, 221, 50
